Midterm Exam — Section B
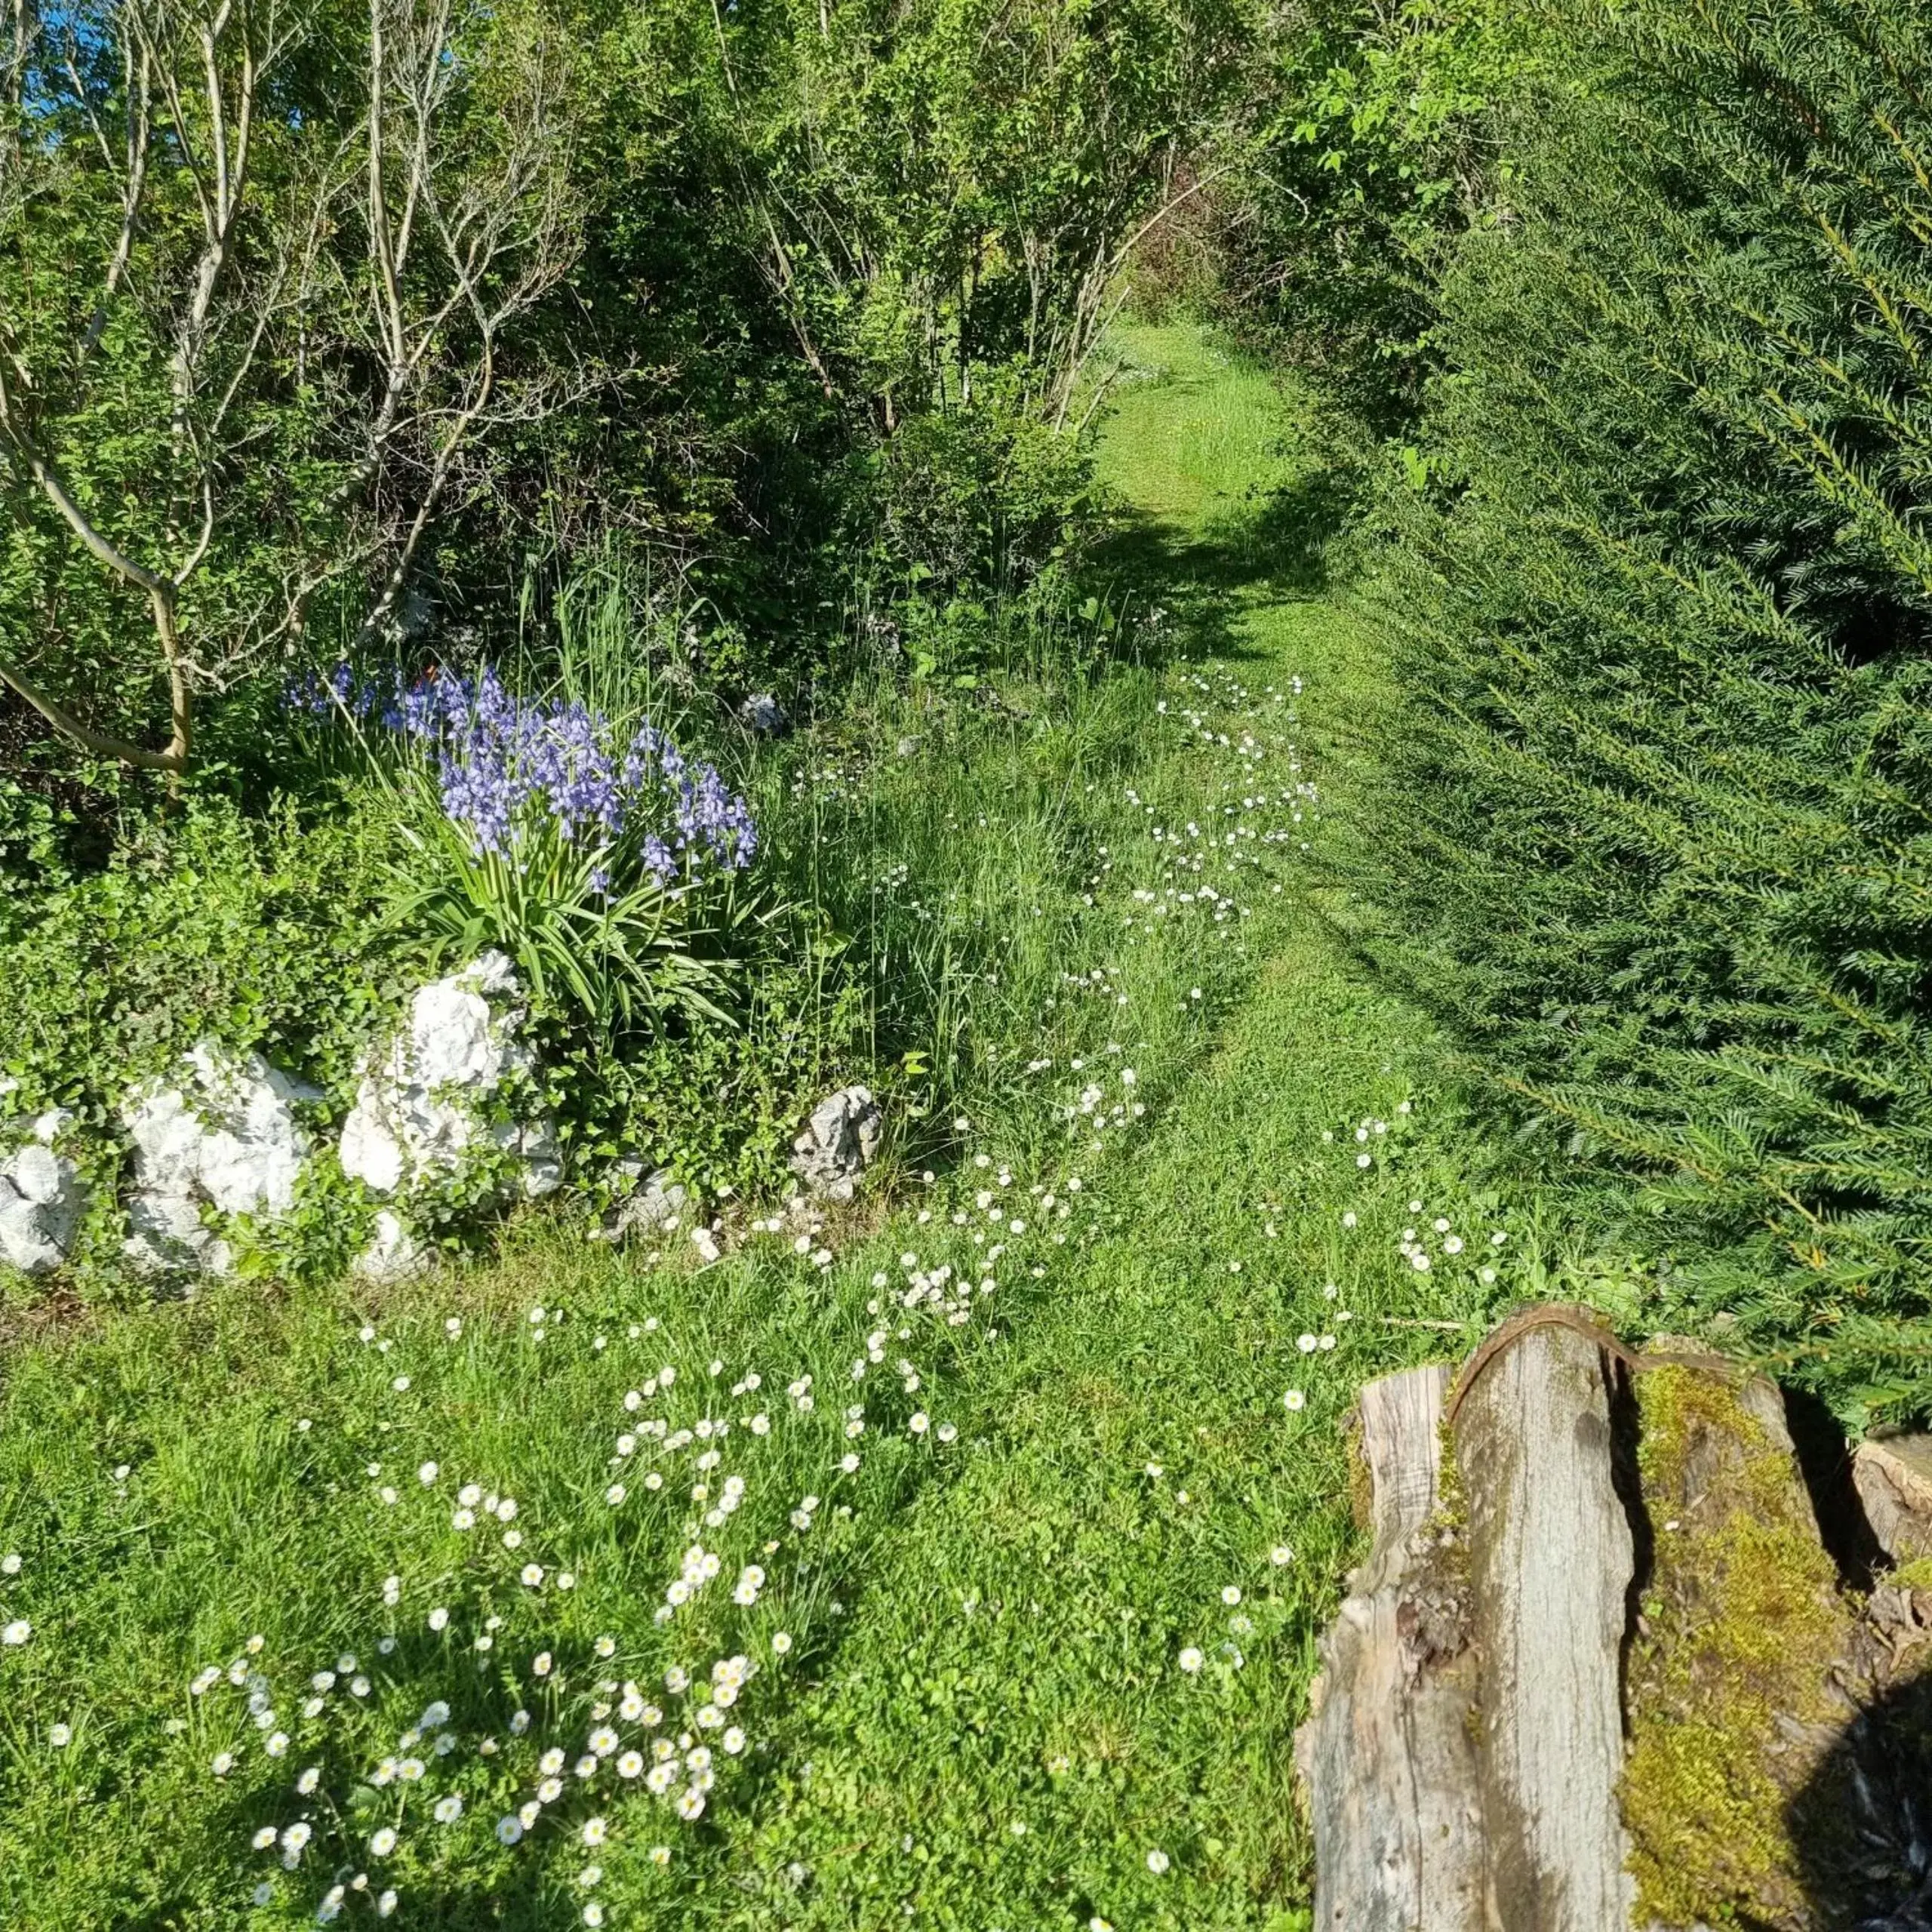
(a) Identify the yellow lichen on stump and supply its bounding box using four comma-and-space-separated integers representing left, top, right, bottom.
1619, 1363, 1858, 1930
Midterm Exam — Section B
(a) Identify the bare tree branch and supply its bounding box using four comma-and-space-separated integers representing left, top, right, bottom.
0, 655, 186, 771
2, 0, 586, 774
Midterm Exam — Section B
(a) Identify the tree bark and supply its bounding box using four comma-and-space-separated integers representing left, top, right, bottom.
1295, 1363, 1485, 1932
1455, 1319, 1636, 1931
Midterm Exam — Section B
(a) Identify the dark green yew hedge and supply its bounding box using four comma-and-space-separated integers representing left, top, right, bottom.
1365, 0, 1932, 1420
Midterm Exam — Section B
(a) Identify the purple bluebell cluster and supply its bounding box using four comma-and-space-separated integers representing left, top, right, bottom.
292, 660, 386, 721
292, 663, 758, 881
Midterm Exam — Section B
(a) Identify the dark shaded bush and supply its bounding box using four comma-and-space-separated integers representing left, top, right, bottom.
1363, 0, 1932, 1420
1217, 0, 1534, 439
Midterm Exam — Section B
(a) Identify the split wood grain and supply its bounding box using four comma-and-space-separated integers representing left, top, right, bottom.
1455, 1319, 1635, 1931
1294, 1362, 1485, 1932
1854, 1434, 1932, 1566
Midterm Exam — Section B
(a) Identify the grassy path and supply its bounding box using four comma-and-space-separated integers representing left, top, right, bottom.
711, 328, 1518, 1930
0, 326, 1534, 1932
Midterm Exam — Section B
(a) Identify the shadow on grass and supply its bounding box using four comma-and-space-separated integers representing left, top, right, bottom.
1082, 462, 1356, 668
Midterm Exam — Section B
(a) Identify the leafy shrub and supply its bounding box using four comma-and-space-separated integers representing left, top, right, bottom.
1361, 0, 1932, 1420
0, 786, 410, 1125
563, 934, 871, 1202
1220, 0, 1537, 438
856, 377, 1098, 604
0, 780, 420, 1292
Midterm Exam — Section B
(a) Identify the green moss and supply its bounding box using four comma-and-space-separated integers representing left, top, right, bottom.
1620, 1364, 1854, 1930
1435, 1408, 1468, 1531
1891, 1555, 1932, 1590
1345, 1415, 1375, 1534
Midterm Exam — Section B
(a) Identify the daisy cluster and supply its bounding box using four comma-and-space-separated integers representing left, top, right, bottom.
196, 1606, 767, 1924
1271, 1103, 1516, 1417
1127, 675, 1314, 955
180, 1428, 789, 1924
38, 1273, 961, 1927
787, 754, 866, 808
180, 1184, 1103, 1932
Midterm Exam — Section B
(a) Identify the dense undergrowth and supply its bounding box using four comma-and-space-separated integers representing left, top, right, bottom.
2, 557, 1200, 1288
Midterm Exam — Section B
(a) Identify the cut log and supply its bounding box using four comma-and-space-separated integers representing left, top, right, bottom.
1454, 1315, 1637, 1930
1293, 1362, 1485, 1932
1298, 1309, 1932, 1930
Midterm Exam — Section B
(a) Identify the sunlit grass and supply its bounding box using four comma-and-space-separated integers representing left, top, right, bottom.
0, 325, 1557, 1932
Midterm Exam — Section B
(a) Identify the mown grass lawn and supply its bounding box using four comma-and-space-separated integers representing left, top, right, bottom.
0, 325, 1544, 1931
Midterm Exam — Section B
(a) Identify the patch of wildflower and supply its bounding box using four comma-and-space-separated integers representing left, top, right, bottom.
292, 665, 757, 881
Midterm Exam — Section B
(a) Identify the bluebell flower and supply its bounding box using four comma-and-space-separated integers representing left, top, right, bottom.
292, 663, 758, 883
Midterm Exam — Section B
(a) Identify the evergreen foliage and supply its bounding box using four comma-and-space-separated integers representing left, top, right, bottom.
1364, 0, 1932, 1419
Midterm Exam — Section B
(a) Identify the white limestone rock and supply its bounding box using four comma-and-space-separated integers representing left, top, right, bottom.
0, 1136, 84, 1276
599, 1165, 690, 1244
339, 952, 560, 1201
789, 1085, 883, 1202
352, 1210, 430, 1284
739, 693, 788, 736
120, 1041, 321, 1273
124, 1185, 226, 1277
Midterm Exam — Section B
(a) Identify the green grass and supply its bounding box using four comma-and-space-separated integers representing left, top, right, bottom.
0, 323, 1549, 1930
1095, 327, 1301, 523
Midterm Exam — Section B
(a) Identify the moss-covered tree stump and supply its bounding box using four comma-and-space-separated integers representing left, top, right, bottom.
1294, 1305, 1932, 1932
